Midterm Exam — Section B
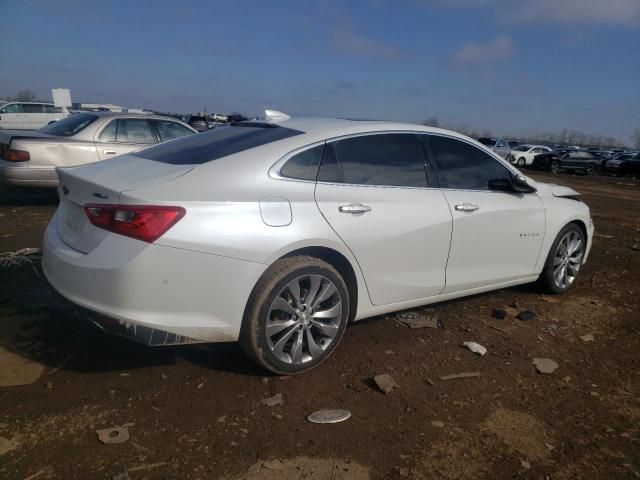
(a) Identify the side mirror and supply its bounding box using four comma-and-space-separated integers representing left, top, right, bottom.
513, 174, 537, 193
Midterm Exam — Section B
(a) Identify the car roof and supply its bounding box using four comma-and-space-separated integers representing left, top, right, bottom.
4, 101, 54, 105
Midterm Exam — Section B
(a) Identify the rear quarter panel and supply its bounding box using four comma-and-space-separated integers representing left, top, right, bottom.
12, 138, 100, 168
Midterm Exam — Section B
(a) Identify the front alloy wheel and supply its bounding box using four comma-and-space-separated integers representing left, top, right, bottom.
540, 224, 585, 293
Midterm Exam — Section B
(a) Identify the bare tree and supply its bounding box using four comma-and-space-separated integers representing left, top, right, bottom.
423, 116, 439, 128
15, 90, 36, 102
632, 128, 640, 149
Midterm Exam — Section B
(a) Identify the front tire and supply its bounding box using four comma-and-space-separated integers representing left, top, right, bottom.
240, 256, 350, 375
539, 224, 586, 294
517, 157, 526, 167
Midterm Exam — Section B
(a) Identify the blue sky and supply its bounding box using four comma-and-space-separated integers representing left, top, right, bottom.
1, 0, 639, 143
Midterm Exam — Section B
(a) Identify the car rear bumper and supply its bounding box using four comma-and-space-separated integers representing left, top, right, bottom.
0, 160, 58, 187
42, 212, 267, 344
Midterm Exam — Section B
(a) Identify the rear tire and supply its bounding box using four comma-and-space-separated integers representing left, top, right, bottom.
517, 157, 526, 167
550, 160, 560, 173
539, 224, 586, 294
240, 256, 350, 375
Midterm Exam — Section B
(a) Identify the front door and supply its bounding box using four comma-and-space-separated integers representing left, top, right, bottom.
426, 134, 545, 293
314, 133, 452, 305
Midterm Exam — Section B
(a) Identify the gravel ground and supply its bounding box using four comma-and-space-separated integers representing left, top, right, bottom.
0, 172, 639, 479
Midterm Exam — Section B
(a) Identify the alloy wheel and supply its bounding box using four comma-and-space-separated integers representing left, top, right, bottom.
265, 274, 343, 365
552, 230, 584, 289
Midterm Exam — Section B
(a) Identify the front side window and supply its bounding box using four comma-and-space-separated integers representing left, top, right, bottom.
1, 103, 22, 114
114, 119, 155, 144
280, 144, 323, 181
22, 104, 44, 113
428, 135, 512, 190
317, 133, 428, 188
153, 120, 194, 142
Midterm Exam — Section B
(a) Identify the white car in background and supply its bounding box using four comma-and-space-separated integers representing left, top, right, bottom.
0, 101, 64, 130
509, 145, 552, 167
0, 112, 197, 187
42, 114, 594, 374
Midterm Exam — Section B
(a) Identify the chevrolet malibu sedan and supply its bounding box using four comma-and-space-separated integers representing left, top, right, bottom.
42, 115, 594, 374
0, 112, 196, 187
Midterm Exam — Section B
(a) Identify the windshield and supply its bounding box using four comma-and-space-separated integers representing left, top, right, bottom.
38, 113, 97, 136
513, 145, 529, 151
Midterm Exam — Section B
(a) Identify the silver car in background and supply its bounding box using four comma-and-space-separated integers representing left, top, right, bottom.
0, 112, 197, 187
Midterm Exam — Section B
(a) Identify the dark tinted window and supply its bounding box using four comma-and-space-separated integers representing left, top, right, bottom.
428, 135, 511, 190
45, 105, 62, 113
133, 125, 303, 165
38, 113, 97, 136
477, 137, 496, 146
23, 104, 43, 113
280, 144, 323, 180
153, 120, 194, 142
317, 134, 427, 187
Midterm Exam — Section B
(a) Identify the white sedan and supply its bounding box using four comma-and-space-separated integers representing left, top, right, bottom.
509, 144, 552, 167
42, 113, 594, 374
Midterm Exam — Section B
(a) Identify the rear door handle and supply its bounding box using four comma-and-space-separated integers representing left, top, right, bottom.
339, 203, 372, 214
454, 203, 479, 212
103, 150, 117, 155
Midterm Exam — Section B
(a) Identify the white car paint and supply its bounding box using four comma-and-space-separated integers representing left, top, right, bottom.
510, 145, 552, 167
42, 117, 594, 351
0, 102, 64, 130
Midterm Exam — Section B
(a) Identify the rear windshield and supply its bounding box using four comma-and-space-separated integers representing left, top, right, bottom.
38, 113, 97, 136
133, 124, 303, 164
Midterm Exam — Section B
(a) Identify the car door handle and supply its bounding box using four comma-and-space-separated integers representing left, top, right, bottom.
103, 150, 117, 155
454, 203, 479, 212
339, 203, 372, 214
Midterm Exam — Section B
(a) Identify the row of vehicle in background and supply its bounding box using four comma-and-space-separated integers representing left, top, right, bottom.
523, 148, 640, 176
184, 112, 249, 132
0, 112, 197, 187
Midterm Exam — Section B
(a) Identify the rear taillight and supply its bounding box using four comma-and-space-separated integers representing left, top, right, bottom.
5, 149, 30, 162
84, 204, 186, 243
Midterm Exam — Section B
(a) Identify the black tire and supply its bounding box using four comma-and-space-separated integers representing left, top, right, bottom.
517, 157, 526, 167
239, 255, 350, 375
550, 160, 560, 173
585, 164, 595, 175
538, 223, 586, 294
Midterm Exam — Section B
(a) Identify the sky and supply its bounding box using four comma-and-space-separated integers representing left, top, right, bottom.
1, 0, 639, 144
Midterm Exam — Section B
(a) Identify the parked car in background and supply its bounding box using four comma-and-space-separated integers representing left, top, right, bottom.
42, 114, 593, 374
185, 114, 210, 132
0, 112, 196, 187
0, 101, 64, 130
605, 152, 640, 176
477, 137, 511, 159
531, 149, 603, 174
508, 145, 552, 167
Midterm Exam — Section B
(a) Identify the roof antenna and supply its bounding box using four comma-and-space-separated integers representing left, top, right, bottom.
264, 109, 291, 122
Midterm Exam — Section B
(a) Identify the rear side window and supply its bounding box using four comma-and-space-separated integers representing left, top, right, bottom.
153, 120, 194, 142
45, 105, 63, 113
317, 133, 428, 188
280, 145, 323, 181
428, 135, 511, 190
114, 119, 155, 144
23, 104, 43, 113
133, 125, 303, 165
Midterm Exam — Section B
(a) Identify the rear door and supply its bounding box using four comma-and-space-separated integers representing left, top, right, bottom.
94, 118, 156, 160
426, 134, 545, 293
315, 132, 452, 305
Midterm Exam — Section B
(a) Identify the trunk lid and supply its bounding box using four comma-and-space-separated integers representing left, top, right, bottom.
55, 155, 193, 253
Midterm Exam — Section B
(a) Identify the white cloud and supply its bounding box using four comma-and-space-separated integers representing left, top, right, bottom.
503, 0, 640, 26
451, 34, 513, 67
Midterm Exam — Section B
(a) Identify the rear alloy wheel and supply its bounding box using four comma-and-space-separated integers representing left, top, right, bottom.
240, 256, 349, 374
550, 160, 560, 173
517, 157, 526, 167
539, 224, 585, 294
585, 164, 595, 175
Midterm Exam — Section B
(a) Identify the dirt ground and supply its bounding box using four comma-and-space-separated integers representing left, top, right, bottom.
0, 172, 639, 480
